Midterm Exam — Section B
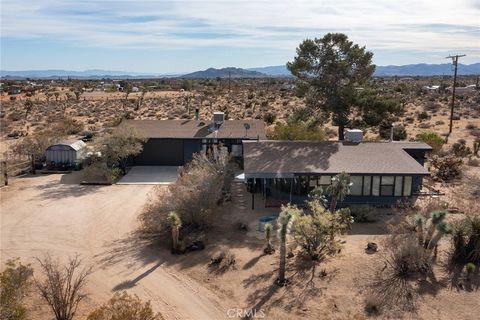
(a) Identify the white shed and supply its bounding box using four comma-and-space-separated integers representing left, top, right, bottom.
45, 140, 87, 164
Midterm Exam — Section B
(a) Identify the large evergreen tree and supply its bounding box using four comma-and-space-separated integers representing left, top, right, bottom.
287, 33, 375, 140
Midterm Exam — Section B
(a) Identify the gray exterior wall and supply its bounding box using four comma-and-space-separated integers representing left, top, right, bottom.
132, 138, 244, 166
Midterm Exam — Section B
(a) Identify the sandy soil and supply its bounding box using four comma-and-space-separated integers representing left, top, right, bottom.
0, 173, 229, 319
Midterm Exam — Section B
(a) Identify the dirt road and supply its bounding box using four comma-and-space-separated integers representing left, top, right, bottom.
0, 174, 228, 319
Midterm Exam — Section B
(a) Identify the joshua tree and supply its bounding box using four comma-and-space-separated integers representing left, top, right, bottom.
427, 221, 451, 252
24, 99, 34, 117
326, 172, 352, 212
167, 212, 182, 253
54, 92, 60, 101
276, 205, 297, 286
264, 223, 274, 254
414, 214, 425, 246
424, 210, 447, 249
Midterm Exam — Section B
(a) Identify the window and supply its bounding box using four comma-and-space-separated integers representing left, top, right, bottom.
372, 176, 380, 196
394, 176, 403, 196
380, 176, 395, 196
351, 176, 363, 196
319, 176, 331, 186
403, 176, 412, 196
363, 176, 371, 196
309, 176, 318, 187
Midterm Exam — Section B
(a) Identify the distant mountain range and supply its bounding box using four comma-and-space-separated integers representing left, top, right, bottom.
248, 63, 480, 77
1, 63, 479, 79
182, 67, 266, 78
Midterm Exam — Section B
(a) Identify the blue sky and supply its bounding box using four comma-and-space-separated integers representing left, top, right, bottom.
1, 0, 479, 73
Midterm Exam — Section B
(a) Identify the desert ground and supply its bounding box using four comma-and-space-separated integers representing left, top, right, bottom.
1, 78, 479, 319
1, 171, 479, 319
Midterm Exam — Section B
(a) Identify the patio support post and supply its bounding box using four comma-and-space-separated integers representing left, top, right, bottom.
289, 179, 293, 203
252, 192, 255, 210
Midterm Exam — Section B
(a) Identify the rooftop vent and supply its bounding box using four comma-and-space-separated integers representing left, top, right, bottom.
344, 129, 363, 144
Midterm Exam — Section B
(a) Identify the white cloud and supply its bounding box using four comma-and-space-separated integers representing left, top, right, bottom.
1, 0, 479, 61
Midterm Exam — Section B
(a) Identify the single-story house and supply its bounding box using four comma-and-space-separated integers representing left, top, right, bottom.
121, 112, 266, 166
45, 140, 87, 164
243, 139, 432, 207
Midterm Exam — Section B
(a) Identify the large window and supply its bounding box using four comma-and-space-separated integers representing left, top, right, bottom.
363, 176, 372, 196
350, 176, 363, 195
380, 176, 395, 196
394, 176, 403, 196
372, 176, 380, 196
403, 176, 412, 196
319, 176, 332, 186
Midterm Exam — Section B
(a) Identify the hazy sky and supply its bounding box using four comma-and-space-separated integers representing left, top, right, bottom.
1, 0, 479, 73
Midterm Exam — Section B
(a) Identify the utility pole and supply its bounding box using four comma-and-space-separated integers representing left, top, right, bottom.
446, 54, 466, 135
228, 71, 231, 93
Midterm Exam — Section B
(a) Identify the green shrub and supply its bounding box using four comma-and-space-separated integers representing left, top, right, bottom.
269, 122, 326, 140
415, 132, 444, 152
0, 259, 34, 320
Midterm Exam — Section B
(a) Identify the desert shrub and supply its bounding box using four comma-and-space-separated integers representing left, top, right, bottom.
369, 237, 431, 311
0, 259, 34, 320
451, 139, 471, 157
263, 112, 276, 125
291, 200, 351, 260
467, 158, 479, 167
435, 120, 445, 125
53, 117, 84, 135
87, 292, 163, 320
268, 121, 326, 140
7, 112, 22, 122
209, 249, 236, 272
429, 154, 463, 181
349, 205, 378, 223
466, 123, 477, 130
415, 132, 444, 152
83, 160, 121, 183
35, 255, 92, 320
140, 152, 233, 237
417, 111, 430, 120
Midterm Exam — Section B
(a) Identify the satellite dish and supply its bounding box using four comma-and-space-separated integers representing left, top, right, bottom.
244, 123, 251, 137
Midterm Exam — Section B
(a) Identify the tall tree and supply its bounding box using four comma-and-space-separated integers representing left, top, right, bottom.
287, 33, 375, 140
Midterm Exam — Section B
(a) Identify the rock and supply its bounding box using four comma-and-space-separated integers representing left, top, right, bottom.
365, 242, 378, 253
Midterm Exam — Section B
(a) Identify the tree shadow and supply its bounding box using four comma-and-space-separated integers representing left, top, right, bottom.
28, 178, 107, 200
112, 260, 163, 291
243, 253, 267, 270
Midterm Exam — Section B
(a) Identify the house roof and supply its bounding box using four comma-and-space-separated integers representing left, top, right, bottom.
243, 140, 430, 178
48, 140, 86, 151
121, 119, 266, 140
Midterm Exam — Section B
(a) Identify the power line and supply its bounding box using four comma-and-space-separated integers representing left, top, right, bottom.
445, 54, 466, 137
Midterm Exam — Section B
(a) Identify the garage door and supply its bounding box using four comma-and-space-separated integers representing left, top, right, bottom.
133, 139, 184, 166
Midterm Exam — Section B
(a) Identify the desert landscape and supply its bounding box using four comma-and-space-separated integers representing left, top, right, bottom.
1, 74, 479, 319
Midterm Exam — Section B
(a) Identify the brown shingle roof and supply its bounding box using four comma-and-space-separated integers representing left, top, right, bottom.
121, 119, 266, 139
243, 140, 430, 177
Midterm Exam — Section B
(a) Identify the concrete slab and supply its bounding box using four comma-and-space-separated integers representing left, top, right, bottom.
118, 166, 181, 185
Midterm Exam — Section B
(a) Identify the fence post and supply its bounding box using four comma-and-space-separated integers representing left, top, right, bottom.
2, 161, 7, 186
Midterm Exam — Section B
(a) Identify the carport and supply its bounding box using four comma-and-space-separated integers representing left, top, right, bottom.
117, 166, 181, 185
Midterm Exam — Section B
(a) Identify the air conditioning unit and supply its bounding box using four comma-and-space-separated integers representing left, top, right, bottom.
344, 129, 363, 143
213, 112, 225, 125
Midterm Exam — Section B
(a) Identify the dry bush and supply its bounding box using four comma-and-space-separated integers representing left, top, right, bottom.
139, 151, 233, 238
429, 154, 463, 181
87, 292, 164, 320
209, 249, 236, 273
0, 259, 34, 320
367, 237, 431, 313
35, 255, 92, 320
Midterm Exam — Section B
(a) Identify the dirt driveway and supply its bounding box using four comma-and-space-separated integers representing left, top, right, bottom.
0, 174, 228, 319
